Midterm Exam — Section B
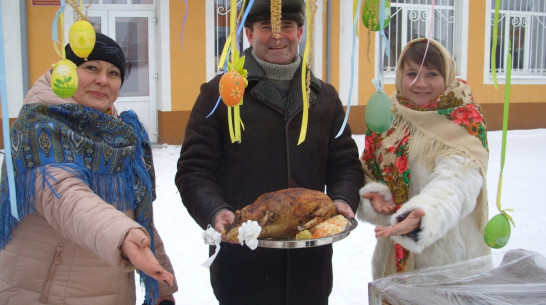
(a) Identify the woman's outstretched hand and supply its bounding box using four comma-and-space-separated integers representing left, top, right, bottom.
121, 228, 174, 287
362, 192, 396, 214
375, 209, 425, 238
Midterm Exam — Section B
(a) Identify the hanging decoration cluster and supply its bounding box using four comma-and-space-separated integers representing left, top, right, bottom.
50, 0, 95, 98
483, 0, 515, 249
215, 0, 250, 143
213, 0, 317, 145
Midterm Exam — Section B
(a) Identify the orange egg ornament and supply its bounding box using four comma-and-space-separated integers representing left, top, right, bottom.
219, 70, 245, 107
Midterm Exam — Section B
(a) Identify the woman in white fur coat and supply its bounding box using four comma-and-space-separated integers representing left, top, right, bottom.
357, 38, 490, 280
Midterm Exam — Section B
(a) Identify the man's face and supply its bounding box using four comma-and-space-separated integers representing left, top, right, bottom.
245, 19, 303, 65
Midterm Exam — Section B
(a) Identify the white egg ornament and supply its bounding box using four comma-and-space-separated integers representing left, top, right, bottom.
51, 59, 78, 98
69, 20, 96, 59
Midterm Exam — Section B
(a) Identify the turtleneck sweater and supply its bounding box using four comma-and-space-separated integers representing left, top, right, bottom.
251, 51, 301, 99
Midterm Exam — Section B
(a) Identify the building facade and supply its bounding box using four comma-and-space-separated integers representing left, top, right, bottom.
1, 0, 545, 145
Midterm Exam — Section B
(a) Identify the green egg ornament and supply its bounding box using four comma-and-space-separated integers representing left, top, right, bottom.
483, 213, 511, 249
365, 91, 394, 133
69, 20, 96, 59
51, 59, 78, 98
362, 0, 391, 31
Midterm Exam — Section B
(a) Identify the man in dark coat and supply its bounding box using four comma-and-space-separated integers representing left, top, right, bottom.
175, 1, 364, 304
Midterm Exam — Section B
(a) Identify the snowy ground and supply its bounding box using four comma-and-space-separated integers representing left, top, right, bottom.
140, 128, 546, 305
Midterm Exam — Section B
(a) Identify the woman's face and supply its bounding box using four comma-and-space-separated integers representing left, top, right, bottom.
400, 59, 446, 106
245, 19, 303, 65
72, 60, 122, 112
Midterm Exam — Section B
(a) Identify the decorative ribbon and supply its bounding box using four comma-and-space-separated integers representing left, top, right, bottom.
51, 0, 67, 59
202, 225, 222, 268
335, 0, 362, 139
0, 1, 18, 219
180, 0, 188, 51
489, 0, 514, 225
297, 0, 314, 145
491, 0, 501, 89
409, 0, 435, 87
377, 0, 390, 82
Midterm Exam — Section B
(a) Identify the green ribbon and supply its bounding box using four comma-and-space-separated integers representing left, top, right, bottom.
491, 0, 515, 227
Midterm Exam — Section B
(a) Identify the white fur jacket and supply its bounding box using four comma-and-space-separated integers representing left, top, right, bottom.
357, 154, 490, 279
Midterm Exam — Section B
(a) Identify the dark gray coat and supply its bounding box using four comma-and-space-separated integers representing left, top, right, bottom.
175, 48, 364, 305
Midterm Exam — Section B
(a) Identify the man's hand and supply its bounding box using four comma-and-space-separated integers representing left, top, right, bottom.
214, 209, 235, 233
362, 192, 396, 214
334, 200, 355, 219
121, 228, 174, 287
374, 209, 425, 238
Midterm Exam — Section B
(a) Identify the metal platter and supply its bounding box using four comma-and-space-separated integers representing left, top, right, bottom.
257, 218, 358, 249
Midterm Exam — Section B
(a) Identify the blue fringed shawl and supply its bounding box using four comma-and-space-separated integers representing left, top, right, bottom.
0, 103, 159, 304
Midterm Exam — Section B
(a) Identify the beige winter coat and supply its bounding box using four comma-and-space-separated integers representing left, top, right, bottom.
0, 166, 177, 304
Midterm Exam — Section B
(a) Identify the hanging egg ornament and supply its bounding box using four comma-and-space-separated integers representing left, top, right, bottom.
68, 20, 96, 58
51, 59, 78, 98
362, 0, 391, 31
483, 213, 511, 249
365, 91, 394, 133
219, 70, 246, 107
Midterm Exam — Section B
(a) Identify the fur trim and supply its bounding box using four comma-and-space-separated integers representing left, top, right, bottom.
390, 155, 483, 253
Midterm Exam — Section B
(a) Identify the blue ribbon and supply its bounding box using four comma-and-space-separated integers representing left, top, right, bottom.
373, 0, 390, 92
336, 0, 362, 138
237, 0, 255, 36
51, 0, 66, 45
180, 0, 189, 51
0, 1, 19, 219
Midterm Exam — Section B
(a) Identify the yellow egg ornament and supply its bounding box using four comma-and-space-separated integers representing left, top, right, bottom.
69, 20, 96, 58
51, 59, 78, 98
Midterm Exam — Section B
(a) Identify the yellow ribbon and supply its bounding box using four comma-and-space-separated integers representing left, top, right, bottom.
297, 0, 312, 145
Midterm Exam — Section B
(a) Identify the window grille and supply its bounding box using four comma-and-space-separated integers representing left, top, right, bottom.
489, 0, 546, 79
383, 0, 457, 76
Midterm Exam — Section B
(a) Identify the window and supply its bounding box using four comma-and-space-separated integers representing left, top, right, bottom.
488, 0, 546, 81
382, 0, 462, 79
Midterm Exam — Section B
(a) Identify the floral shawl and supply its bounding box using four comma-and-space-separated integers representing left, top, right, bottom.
362, 38, 489, 274
0, 103, 159, 304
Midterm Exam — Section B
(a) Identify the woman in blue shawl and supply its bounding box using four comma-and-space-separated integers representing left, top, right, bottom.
0, 33, 177, 305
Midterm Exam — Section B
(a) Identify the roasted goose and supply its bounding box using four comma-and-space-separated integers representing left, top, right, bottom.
222, 188, 337, 242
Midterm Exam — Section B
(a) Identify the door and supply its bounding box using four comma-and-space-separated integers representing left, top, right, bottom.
87, 10, 158, 142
